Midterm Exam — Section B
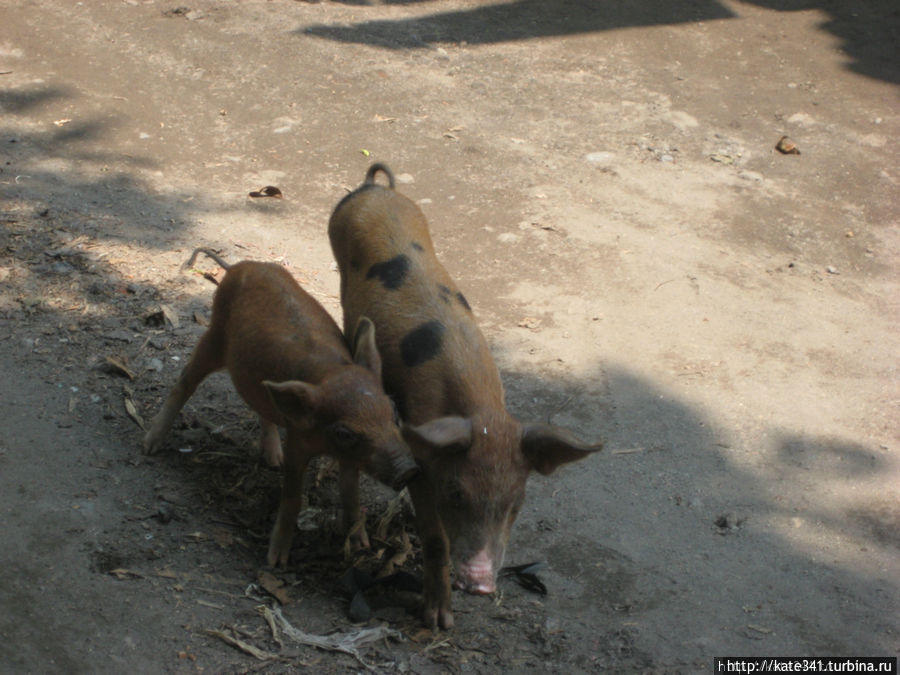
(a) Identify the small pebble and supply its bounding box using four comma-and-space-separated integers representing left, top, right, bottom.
584, 151, 615, 164
826, 266, 839, 275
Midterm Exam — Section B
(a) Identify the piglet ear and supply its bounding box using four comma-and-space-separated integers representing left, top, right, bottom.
403, 416, 473, 462
263, 380, 320, 427
352, 316, 382, 380
520, 423, 603, 475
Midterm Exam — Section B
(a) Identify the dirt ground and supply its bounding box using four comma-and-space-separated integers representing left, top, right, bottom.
1, 0, 898, 671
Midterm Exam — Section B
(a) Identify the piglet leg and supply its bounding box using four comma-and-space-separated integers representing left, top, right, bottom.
409, 479, 454, 629
339, 459, 370, 550
267, 426, 315, 567
143, 330, 223, 455
260, 418, 283, 466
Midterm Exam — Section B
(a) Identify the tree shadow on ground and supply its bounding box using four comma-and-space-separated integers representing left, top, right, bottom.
299, 0, 736, 49
737, 0, 900, 84
499, 360, 896, 658
301, 0, 899, 85
2, 83, 208, 250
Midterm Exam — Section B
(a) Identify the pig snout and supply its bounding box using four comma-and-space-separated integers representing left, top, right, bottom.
454, 549, 498, 594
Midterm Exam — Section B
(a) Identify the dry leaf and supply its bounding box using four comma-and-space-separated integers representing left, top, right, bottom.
124, 396, 145, 430
105, 355, 136, 380
144, 304, 179, 329
258, 571, 291, 605
109, 568, 143, 579
377, 530, 412, 578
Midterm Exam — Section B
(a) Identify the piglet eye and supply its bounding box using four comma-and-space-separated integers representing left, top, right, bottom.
330, 424, 360, 447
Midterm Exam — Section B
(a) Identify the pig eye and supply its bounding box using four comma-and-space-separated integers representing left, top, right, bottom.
330, 424, 360, 448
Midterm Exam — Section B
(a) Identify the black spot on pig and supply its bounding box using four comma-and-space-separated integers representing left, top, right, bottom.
411, 242, 424, 252
367, 254, 410, 290
437, 284, 452, 304
401, 320, 445, 368
456, 292, 471, 311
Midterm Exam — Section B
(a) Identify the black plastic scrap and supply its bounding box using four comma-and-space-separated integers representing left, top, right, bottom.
500, 561, 548, 596
340, 567, 423, 622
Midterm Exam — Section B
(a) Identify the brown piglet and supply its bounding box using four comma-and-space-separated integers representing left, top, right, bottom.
143, 249, 418, 565
329, 164, 603, 629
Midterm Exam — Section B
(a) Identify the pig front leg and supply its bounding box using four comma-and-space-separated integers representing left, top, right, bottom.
339, 459, 370, 551
260, 418, 283, 466
267, 427, 315, 567
409, 479, 453, 629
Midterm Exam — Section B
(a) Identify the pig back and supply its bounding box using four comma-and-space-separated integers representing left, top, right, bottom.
329, 187, 506, 423
215, 262, 351, 420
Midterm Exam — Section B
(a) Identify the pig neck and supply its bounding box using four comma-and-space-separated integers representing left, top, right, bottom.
284, 348, 354, 387
417, 360, 516, 438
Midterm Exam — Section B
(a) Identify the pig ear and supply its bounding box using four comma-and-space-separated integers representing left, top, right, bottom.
352, 316, 382, 380
520, 423, 603, 475
263, 380, 320, 427
403, 416, 473, 461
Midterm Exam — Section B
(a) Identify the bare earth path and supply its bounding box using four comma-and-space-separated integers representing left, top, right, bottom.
1, 0, 897, 671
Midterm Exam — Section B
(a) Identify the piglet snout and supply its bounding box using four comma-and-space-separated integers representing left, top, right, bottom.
391, 458, 421, 491
372, 444, 420, 491
455, 550, 497, 594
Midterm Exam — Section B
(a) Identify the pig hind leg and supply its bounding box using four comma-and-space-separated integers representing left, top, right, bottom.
143, 329, 224, 454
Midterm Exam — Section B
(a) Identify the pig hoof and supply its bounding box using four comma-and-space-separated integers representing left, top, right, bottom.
266, 543, 290, 568
263, 446, 283, 467
439, 609, 454, 630
423, 606, 454, 630
261, 430, 283, 466
348, 528, 370, 552
142, 432, 162, 455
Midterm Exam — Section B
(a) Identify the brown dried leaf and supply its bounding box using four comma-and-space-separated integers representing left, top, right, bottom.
124, 396, 145, 430
105, 355, 136, 380
144, 304, 179, 329
377, 530, 413, 578
109, 568, 143, 580
248, 186, 283, 199
258, 571, 291, 605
